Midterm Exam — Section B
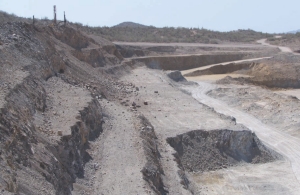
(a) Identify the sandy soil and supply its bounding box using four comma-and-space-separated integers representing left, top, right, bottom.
207, 85, 300, 138
120, 66, 247, 194
181, 57, 271, 76
111, 64, 300, 194
33, 77, 92, 142
257, 39, 294, 53
179, 80, 300, 194
185, 74, 252, 81
72, 99, 149, 195
276, 89, 300, 99
2, 21, 300, 195
114, 41, 266, 48
190, 161, 299, 194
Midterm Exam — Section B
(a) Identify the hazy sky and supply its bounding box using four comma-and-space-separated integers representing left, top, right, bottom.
0, 0, 299, 33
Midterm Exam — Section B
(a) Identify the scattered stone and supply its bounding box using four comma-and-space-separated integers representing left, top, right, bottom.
57, 131, 63, 136
144, 101, 148, 105
154, 91, 158, 93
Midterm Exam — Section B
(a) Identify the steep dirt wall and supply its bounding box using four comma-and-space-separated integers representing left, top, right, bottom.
167, 129, 281, 173
115, 45, 146, 58
166, 71, 187, 82
49, 26, 90, 50
249, 79, 300, 89
0, 74, 103, 195
72, 48, 123, 68
133, 53, 246, 70
212, 60, 300, 89
54, 99, 103, 192
139, 115, 168, 195
146, 46, 176, 53
0, 22, 109, 195
184, 62, 255, 77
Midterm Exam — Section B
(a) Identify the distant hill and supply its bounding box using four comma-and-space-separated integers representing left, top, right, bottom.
114, 22, 149, 28
71, 21, 274, 43
287, 29, 300, 34
78, 25, 273, 43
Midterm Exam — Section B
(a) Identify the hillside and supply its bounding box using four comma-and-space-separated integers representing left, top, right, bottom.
267, 32, 300, 51
1, 10, 300, 195
287, 29, 300, 34
0, 10, 31, 24
73, 22, 274, 43
0, 11, 273, 44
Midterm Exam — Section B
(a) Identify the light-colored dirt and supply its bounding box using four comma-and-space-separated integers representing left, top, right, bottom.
114, 41, 266, 48
181, 81, 300, 194
207, 85, 300, 138
257, 39, 294, 53
181, 57, 271, 76
120, 66, 247, 194
78, 99, 148, 195
112, 40, 300, 194
33, 77, 92, 142
276, 89, 300, 99
0, 70, 29, 109
2, 19, 300, 195
190, 161, 300, 194
185, 74, 252, 81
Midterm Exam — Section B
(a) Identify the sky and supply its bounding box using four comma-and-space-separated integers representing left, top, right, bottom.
0, 0, 299, 33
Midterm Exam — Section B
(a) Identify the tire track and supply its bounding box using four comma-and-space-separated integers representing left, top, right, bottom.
185, 81, 300, 186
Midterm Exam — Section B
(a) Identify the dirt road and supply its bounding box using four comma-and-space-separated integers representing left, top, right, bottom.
91, 99, 148, 195
183, 81, 300, 189
114, 41, 265, 48
257, 39, 294, 53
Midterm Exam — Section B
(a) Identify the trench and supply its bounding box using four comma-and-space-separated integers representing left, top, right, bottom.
139, 115, 168, 195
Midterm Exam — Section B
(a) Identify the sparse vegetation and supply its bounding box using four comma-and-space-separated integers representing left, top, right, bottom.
267, 33, 300, 51
73, 22, 274, 43
0, 11, 273, 44
0, 10, 30, 24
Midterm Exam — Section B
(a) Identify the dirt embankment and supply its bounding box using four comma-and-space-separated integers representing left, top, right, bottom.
133, 53, 246, 70
184, 53, 300, 89
0, 20, 180, 195
0, 75, 103, 194
0, 21, 141, 195
167, 130, 280, 173
139, 115, 168, 195
245, 55, 300, 88
207, 85, 300, 138
1, 19, 297, 195
166, 129, 281, 193
184, 62, 255, 77
0, 22, 110, 194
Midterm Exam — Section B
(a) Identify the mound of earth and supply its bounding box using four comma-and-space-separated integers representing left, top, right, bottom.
166, 71, 187, 82
203, 54, 300, 89
167, 130, 281, 173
